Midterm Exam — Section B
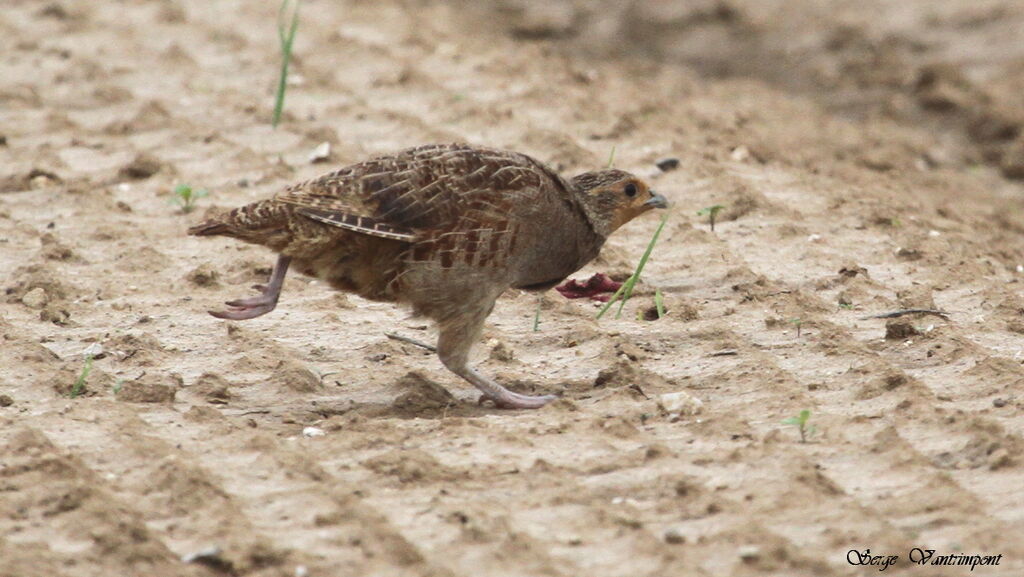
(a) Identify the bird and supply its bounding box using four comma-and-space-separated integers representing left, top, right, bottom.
189, 143, 668, 409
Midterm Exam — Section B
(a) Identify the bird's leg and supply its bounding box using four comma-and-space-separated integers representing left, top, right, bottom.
436, 311, 558, 409
209, 255, 291, 320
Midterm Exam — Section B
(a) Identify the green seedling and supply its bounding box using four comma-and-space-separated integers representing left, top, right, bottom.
696, 204, 726, 231
272, 0, 301, 128
782, 409, 816, 443
70, 355, 94, 399
789, 317, 804, 337
606, 145, 617, 168
838, 302, 854, 310
597, 213, 670, 320
654, 288, 665, 319
533, 299, 542, 332
170, 184, 208, 213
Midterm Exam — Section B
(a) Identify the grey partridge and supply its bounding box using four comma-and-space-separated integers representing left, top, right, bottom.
189, 143, 668, 409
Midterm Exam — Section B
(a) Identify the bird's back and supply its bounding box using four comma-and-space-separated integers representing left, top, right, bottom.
189, 144, 599, 309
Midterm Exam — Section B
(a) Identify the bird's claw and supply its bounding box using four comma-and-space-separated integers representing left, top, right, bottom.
478, 391, 558, 410
209, 286, 279, 320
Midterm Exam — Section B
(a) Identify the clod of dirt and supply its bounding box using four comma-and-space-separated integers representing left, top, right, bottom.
50, 362, 115, 397
914, 64, 974, 112
184, 405, 223, 423
271, 359, 320, 393
191, 372, 233, 403
37, 2, 70, 19
656, 157, 680, 172
106, 100, 172, 135
663, 527, 686, 544
721, 184, 764, 222
391, 371, 456, 411
614, 341, 646, 362
116, 374, 180, 403
896, 286, 936, 310
5, 263, 71, 302
885, 319, 919, 340
504, 3, 578, 39
21, 287, 48, 309
932, 421, 1022, 471
185, 262, 220, 287
157, 2, 186, 23
488, 341, 515, 362
657, 391, 703, 416
594, 360, 673, 393
856, 368, 924, 400
39, 303, 71, 325
0, 168, 61, 193
894, 246, 923, 261
118, 152, 163, 180
0, 394, 13, 407
1000, 139, 1024, 180
39, 233, 78, 262
595, 416, 640, 438
362, 448, 457, 484
115, 245, 171, 272
181, 546, 231, 572
103, 332, 164, 366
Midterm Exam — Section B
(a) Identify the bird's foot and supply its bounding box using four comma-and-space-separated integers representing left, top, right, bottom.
479, 390, 558, 410
209, 284, 280, 320
208, 255, 290, 321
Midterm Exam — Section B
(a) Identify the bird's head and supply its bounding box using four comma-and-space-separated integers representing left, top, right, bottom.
571, 169, 669, 237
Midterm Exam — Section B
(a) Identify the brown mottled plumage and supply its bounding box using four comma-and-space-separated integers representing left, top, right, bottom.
189, 143, 668, 409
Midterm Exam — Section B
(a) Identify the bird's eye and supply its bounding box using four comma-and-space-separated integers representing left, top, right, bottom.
624, 183, 638, 197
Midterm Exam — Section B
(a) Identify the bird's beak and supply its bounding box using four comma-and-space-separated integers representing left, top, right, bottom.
644, 191, 669, 209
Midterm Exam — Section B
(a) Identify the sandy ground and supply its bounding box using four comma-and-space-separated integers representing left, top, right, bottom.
3, 0, 1024, 575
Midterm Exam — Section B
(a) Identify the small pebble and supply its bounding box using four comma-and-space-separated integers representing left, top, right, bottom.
664, 527, 686, 544
738, 545, 761, 562
21, 287, 48, 309
309, 141, 332, 164
0, 394, 14, 407
730, 146, 751, 162
181, 546, 223, 564
993, 398, 1008, 408
658, 391, 703, 416
302, 426, 325, 438
655, 157, 680, 172
82, 342, 105, 359
118, 152, 163, 180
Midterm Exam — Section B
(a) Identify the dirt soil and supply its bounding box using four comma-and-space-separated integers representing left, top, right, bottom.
3, 1, 1024, 575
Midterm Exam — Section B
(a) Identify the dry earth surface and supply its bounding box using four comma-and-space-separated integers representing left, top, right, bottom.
3, 0, 1024, 575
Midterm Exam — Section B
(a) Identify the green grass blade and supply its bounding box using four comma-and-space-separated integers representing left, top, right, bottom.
272, 0, 301, 128
596, 213, 670, 319
70, 355, 93, 399
654, 288, 665, 319
595, 282, 627, 319
532, 299, 542, 332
